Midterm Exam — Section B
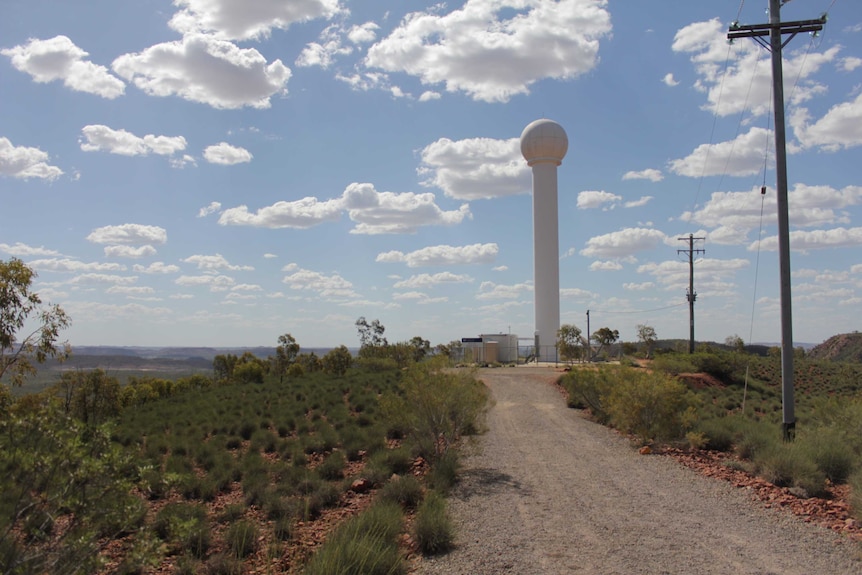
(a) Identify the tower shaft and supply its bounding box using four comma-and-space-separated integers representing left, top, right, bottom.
532, 162, 561, 361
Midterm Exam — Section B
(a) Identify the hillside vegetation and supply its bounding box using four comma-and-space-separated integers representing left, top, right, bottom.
807, 332, 862, 363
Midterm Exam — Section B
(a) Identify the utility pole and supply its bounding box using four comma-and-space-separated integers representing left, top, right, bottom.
585, 309, 591, 362
728, 2, 825, 442
678, 234, 705, 354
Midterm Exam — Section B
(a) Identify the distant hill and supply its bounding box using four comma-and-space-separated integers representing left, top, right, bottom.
808, 332, 862, 363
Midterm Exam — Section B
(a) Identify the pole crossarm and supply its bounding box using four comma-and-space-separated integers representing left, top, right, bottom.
728, 17, 825, 50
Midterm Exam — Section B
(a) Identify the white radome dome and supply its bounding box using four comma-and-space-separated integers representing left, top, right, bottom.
520, 119, 568, 166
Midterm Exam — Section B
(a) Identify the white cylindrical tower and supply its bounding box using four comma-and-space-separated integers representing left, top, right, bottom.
520, 119, 568, 362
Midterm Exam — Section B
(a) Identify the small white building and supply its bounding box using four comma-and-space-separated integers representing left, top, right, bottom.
460, 334, 520, 364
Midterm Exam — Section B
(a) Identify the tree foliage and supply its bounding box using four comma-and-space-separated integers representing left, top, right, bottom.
355, 317, 388, 359
591, 327, 619, 358
381, 357, 490, 460
273, 333, 300, 383
0, 258, 70, 387
556, 324, 584, 365
636, 324, 658, 359
322, 345, 352, 376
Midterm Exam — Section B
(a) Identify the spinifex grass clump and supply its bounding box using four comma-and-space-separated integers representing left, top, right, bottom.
303, 501, 405, 575
412, 491, 453, 555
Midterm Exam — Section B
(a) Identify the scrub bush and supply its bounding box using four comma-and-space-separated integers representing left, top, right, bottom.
413, 491, 453, 555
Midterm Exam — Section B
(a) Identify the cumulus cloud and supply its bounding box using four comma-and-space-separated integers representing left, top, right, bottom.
183, 253, 253, 271
80, 125, 187, 156
681, 184, 862, 243
1, 35, 125, 98
577, 190, 621, 209
0, 242, 61, 257
419, 137, 529, 200
295, 23, 354, 69
104, 245, 157, 259
792, 92, 862, 151
198, 201, 222, 217
673, 18, 837, 118
220, 182, 469, 234
348, 22, 379, 44
0, 137, 63, 181
755, 227, 862, 253
662, 73, 679, 87
376, 243, 498, 267
393, 272, 473, 289
365, 0, 612, 102
589, 260, 623, 271
203, 142, 252, 165
282, 263, 357, 298
638, 258, 749, 292
624, 196, 653, 208
169, 0, 341, 41
476, 281, 532, 300
133, 262, 180, 274
419, 91, 441, 102
175, 274, 235, 291
580, 228, 667, 259
669, 127, 772, 178
28, 259, 127, 273
112, 34, 291, 109
87, 224, 167, 245
839, 57, 862, 72
622, 168, 663, 182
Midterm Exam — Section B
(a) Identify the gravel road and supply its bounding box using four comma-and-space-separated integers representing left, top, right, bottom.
416, 367, 862, 575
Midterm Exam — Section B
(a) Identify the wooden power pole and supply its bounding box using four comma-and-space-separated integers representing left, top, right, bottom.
678, 234, 705, 354
728, 1, 825, 441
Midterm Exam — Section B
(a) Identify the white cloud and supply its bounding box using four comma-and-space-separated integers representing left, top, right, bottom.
295, 23, 354, 69
662, 73, 679, 87
0, 242, 61, 257
493, 265, 508, 272
28, 259, 127, 273
348, 22, 380, 44
560, 287, 595, 300
133, 262, 180, 274
419, 137, 529, 200
169, 0, 341, 41
637, 258, 749, 290
839, 57, 862, 72
68, 274, 137, 285
376, 243, 498, 267
176, 274, 235, 291
755, 227, 862, 252
220, 182, 470, 234
80, 125, 187, 156
623, 281, 655, 291
170, 154, 197, 168
104, 245, 157, 258
476, 281, 531, 300
106, 285, 155, 296
624, 196, 653, 208
622, 168, 663, 182
183, 253, 254, 271
0, 137, 63, 181
203, 142, 253, 165
577, 190, 621, 209
112, 34, 291, 109
673, 18, 837, 118
419, 91, 441, 102
393, 272, 473, 289
365, 0, 612, 102
669, 127, 772, 178
581, 228, 668, 259
87, 224, 167, 245
792, 92, 862, 151
1, 35, 124, 98
589, 260, 623, 271
282, 264, 356, 298
198, 201, 222, 217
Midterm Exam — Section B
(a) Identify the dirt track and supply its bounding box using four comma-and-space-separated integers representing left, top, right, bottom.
416, 367, 862, 575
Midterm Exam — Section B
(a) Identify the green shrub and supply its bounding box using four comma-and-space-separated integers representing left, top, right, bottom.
153, 503, 210, 558
558, 368, 614, 423
303, 501, 404, 575
797, 427, 857, 484
695, 417, 735, 452
318, 451, 347, 481
206, 553, 243, 575
226, 520, 258, 559
413, 491, 453, 555
378, 475, 424, 509
381, 358, 489, 461
753, 443, 826, 497
427, 450, 460, 493
651, 354, 698, 376
604, 368, 695, 443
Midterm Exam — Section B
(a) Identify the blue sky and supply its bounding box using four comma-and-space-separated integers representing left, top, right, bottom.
2, 0, 861, 349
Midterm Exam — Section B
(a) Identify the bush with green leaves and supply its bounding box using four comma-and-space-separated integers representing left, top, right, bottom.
303, 501, 404, 575
381, 358, 489, 461
226, 520, 258, 559
413, 491, 453, 555
153, 502, 211, 558
378, 475, 424, 510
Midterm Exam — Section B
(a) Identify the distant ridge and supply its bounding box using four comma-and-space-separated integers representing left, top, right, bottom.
808, 332, 862, 363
